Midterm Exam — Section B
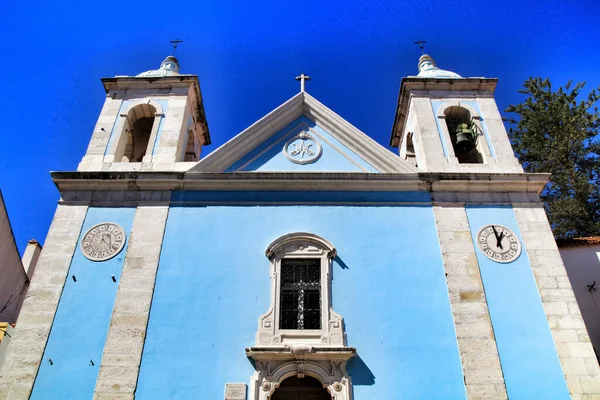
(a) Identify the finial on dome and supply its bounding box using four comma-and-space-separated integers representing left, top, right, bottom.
136, 55, 181, 77
418, 54, 436, 72
160, 55, 180, 73
416, 54, 462, 79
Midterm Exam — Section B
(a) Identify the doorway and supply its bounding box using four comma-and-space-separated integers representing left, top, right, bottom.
271, 376, 331, 400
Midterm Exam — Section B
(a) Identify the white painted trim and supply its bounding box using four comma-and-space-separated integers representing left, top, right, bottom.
235, 121, 308, 171
308, 127, 369, 172
266, 232, 336, 260
193, 93, 306, 172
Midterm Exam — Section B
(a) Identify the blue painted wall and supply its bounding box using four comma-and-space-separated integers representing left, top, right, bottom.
225, 116, 378, 172
136, 200, 467, 399
466, 206, 570, 399
31, 207, 136, 400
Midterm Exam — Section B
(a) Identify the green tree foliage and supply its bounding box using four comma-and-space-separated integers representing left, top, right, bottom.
506, 78, 600, 239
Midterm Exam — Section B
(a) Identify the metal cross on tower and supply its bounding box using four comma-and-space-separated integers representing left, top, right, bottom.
414, 40, 427, 54
295, 73, 311, 92
170, 39, 183, 56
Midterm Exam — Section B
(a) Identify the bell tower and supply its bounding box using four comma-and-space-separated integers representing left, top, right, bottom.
390, 54, 522, 173
78, 55, 210, 172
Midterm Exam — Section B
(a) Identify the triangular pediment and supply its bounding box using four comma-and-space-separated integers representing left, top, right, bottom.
189, 92, 417, 173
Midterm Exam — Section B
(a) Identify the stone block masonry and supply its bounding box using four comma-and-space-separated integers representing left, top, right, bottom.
434, 205, 507, 400
513, 204, 600, 400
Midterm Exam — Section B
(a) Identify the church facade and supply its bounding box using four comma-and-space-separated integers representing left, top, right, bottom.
0, 54, 599, 400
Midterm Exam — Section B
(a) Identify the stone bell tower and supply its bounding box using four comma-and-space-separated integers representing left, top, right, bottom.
78, 55, 210, 172
390, 54, 522, 173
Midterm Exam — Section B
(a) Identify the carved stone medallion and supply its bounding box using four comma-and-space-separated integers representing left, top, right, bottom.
283, 131, 323, 165
81, 222, 126, 261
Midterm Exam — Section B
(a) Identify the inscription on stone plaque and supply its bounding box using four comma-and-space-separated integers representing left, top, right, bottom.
225, 383, 247, 400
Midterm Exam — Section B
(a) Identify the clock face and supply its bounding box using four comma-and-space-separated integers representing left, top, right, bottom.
476, 225, 522, 263
81, 223, 126, 262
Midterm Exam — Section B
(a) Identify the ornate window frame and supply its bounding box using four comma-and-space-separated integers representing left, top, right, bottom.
247, 232, 354, 400
256, 232, 345, 347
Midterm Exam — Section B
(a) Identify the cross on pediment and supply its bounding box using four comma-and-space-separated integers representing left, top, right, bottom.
295, 73, 311, 92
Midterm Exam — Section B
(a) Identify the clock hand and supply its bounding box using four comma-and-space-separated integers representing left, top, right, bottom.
491, 225, 503, 250
102, 235, 111, 249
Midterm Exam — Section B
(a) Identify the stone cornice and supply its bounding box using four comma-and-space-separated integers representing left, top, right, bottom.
101, 75, 199, 92
51, 171, 550, 194
246, 346, 356, 362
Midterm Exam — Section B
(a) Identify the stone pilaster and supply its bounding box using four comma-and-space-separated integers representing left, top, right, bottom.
434, 205, 507, 400
513, 204, 600, 399
152, 93, 190, 170
0, 204, 88, 400
93, 205, 169, 400
78, 97, 123, 171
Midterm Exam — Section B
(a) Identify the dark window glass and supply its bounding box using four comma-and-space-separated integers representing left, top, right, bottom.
279, 258, 321, 330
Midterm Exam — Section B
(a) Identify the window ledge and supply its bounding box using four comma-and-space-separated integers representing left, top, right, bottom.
246, 346, 356, 362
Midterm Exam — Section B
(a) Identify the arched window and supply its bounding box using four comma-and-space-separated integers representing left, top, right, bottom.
444, 106, 482, 164
119, 104, 156, 162
247, 233, 354, 400
254, 233, 345, 346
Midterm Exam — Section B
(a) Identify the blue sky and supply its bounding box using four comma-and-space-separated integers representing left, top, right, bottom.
1, 0, 599, 253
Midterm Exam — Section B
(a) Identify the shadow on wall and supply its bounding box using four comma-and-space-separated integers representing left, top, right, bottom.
334, 256, 350, 270
347, 354, 375, 386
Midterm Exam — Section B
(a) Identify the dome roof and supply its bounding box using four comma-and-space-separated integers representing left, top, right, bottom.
136, 55, 181, 77
416, 54, 462, 79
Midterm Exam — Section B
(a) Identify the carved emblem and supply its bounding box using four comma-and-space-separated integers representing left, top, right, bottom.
81, 223, 126, 261
283, 132, 322, 165
333, 382, 343, 392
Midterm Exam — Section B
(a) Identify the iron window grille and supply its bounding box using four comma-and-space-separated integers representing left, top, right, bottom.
279, 258, 322, 330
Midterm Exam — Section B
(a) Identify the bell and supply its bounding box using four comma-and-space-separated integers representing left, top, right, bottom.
455, 123, 475, 154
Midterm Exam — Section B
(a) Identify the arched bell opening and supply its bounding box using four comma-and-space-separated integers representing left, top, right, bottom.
119, 104, 157, 162
271, 375, 331, 400
444, 106, 483, 164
